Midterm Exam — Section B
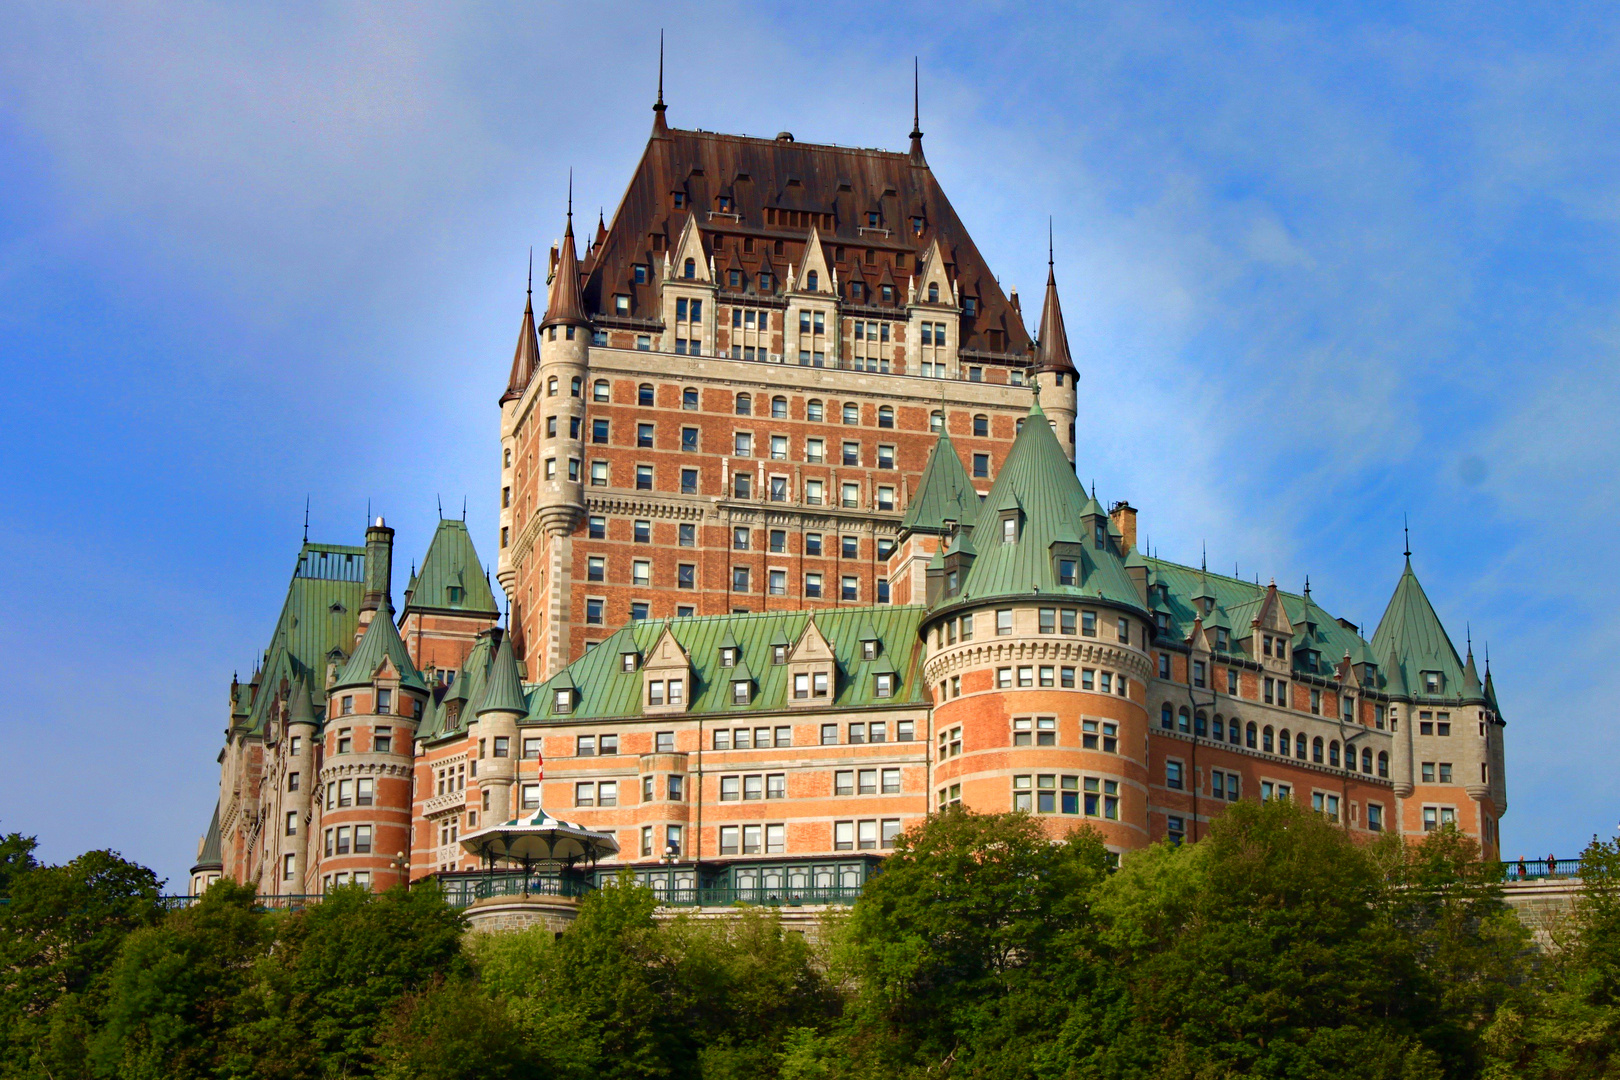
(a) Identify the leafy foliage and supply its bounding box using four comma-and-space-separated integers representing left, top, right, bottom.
0, 811, 1610, 1078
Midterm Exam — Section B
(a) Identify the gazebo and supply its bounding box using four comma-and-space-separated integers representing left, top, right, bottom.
459, 805, 619, 899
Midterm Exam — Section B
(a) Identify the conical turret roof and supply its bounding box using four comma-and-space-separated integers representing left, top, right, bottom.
475, 630, 529, 716
404, 520, 500, 618
543, 206, 589, 329
943, 400, 1142, 613
502, 284, 539, 404
1036, 239, 1076, 375
1370, 557, 1473, 700
287, 675, 318, 726
191, 802, 223, 875
900, 428, 981, 536
333, 604, 426, 692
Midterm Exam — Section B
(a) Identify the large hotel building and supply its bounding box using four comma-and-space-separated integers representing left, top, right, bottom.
192, 85, 1508, 899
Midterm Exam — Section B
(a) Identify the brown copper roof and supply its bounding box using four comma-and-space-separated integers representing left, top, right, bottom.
503, 283, 539, 403
1036, 255, 1075, 375
580, 126, 1033, 359
542, 209, 589, 329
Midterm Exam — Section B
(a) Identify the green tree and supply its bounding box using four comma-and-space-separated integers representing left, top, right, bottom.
0, 848, 163, 1080
0, 833, 37, 898
87, 881, 267, 1080
836, 807, 1111, 1078
376, 976, 542, 1080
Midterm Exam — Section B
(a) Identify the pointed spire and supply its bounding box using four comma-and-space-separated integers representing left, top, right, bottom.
501, 256, 540, 403
542, 182, 589, 329
1404, 513, 1411, 560
908, 57, 926, 164
652, 30, 669, 137
287, 675, 318, 726
1036, 220, 1076, 375
476, 630, 528, 716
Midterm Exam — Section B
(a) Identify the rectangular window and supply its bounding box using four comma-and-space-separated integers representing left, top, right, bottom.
1081, 610, 1097, 636
1166, 760, 1184, 790
821, 723, 838, 745
805, 573, 822, 598
834, 821, 854, 851
720, 826, 740, 855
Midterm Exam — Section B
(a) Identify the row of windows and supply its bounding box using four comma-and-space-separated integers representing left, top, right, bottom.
323, 824, 372, 856
1168, 656, 1393, 733
941, 608, 1132, 643
583, 584, 893, 627
580, 459, 902, 508
1157, 706, 1393, 777
324, 778, 374, 808
599, 384, 1012, 434
585, 516, 899, 562
1011, 775, 1121, 818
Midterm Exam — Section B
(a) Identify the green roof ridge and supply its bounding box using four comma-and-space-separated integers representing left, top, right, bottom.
404, 519, 500, 618
334, 604, 426, 692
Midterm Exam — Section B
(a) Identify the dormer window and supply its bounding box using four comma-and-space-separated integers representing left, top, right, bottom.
773, 644, 788, 664
718, 195, 733, 211
793, 672, 830, 700
867, 211, 880, 227
1094, 522, 1107, 547
1057, 559, 1077, 586
1424, 672, 1441, 694
806, 270, 818, 291
881, 284, 894, 304
1002, 515, 1019, 544
1156, 613, 1169, 632
554, 688, 573, 714
720, 647, 737, 668
673, 192, 687, 208
1216, 629, 1229, 651
376, 688, 392, 713
964, 296, 977, 317
447, 586, 464, 604
911, 215, 924, 234
621, 652, 638, 673
731, 677, 751, 705
928, 282, 940, 303
759, 272, 773, 291
862, 640, 878, 661
875, 672, 894, 698
683, 258, 696, 279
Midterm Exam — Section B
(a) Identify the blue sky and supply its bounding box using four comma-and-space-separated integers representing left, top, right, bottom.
1, 3, 1615, 889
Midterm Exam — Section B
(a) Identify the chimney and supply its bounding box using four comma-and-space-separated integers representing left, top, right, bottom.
359, 516, 395, 623
1109, 501, 1138, 554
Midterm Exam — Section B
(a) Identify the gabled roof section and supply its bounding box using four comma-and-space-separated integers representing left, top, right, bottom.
943, 402, 1143, 613
333, 604, 426, 693
1371, 557, 1473, 700
524, 607, 929, 722
792, 225, 834, 294
668, 213, 711, 283
236, 542, 367, 736
404, 519, 500, 619
476, 631, 529, 716
417, 633, 497, 742
579, 127, 1031, 356
900, 428, 980, 536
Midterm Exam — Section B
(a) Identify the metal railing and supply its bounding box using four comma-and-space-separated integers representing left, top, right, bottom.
653, 885, 863, 907
1501, 858, 1583, 882
434, 873, 595, 908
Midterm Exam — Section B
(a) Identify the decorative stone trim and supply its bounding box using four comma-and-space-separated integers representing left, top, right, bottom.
923, 639, 1154, 685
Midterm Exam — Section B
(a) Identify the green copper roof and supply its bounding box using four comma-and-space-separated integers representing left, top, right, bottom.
404, 519, 500, 618
237, 542, 367, 735
287, 676, 318, 726
192, 801, 223, 874
943, 401, 1144, 614
1371, 558, 1478, 701
333, 603, 426, 692
900, 428, 982, 535
417, 633, 496, 742
476, 631, 530, 716
526, 606, 929, 723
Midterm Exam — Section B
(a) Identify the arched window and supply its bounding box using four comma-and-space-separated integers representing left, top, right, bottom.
1312, 737, 1324, 763
1212, 715, 1224, 741
547, 376, 558, 396
1263, 725, 1274, 753
1246, 721, 1257, 748
1329, 741, 1340, 768
683, 387, 699, 410
570, 376, 581, 398
1161, 704, 1173, 730
928, 282, 939, 303
1362, 747, 1373, 773
806, 270, 818, 291
772, 396, 788, 419
1279, 728, 1291, 755
973, 414, 988, 437
878, 406, 894, 429
1296, 733, 1308, 760
1377, 751, 1389, 778
638, 383, 654, 407
1178, 707, 1190, 733
930, 411, 944, 434
683, 258, 696, 279
807, 399, 824, 422
1194, 711, 1207, 738
1232, 718, 1243, 745
593, 379, 610, 402
735, 393, 751, 416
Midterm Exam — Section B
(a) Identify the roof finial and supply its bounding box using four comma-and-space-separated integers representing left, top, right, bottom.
1048, 216, 1054, 271
462, 496, 467, 522
303, 496, 309, 542
1201, 541, 1206, 573
526, 246, 533, 298
1404, 513, 1411, 560
566, 169, 574, 233
909, 57, 925, 162
656, 30, 665, 110
1304, 574, 1311, 595
1466, 623, 1473, 653
437, 494, 443, 519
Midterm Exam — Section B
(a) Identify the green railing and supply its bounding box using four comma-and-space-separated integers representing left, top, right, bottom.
653, 885, 864, 907
434, 873, 594, 908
